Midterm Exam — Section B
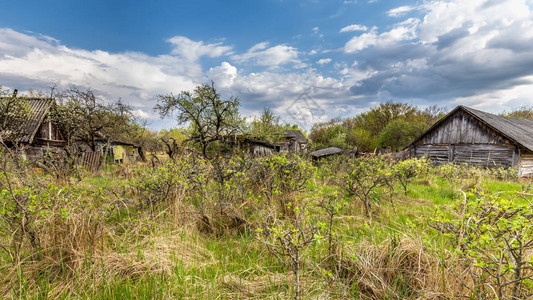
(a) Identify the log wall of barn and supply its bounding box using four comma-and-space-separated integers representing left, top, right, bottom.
519, 153, 533, 177
416, 111, 505, 145
412, 110, 517, 168
413, 144, 516, 167
252, 145, 274, 156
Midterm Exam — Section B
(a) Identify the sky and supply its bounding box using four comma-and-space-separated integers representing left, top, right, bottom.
1, 0, 533, 130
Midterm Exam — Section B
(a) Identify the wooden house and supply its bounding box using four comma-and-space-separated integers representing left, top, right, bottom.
407, 105, 533, 177
0, 96, 66, 158
278, 130, 308, 153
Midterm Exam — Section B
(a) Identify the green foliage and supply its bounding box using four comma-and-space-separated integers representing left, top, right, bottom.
309, 101, 446, 152
391, 157, 429, 195
342, 156, 389, 216
378, 119, 427, 151
256, 199, 323, 299
309, 120, 349, 150
431, 189, 533, 299
253, 154, 315, 215
155, 82, 243, 158
51, 88, 140, 152
0, 150, 106, 270
349, 127, 377, 152
500, 105, 533, 119
248, 107, 284, 144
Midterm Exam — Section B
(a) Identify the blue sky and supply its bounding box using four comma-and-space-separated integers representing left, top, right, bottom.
1, 0, 533, 130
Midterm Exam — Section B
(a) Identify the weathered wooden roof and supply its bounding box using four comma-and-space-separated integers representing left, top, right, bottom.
309, 147, 343, 158
284, 130, 308, 144
0, 97, 53, 144
244, 138, 276, 149
409, 105, 533, 152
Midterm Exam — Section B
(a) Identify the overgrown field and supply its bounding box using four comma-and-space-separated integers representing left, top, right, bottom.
1, 150, 533, 299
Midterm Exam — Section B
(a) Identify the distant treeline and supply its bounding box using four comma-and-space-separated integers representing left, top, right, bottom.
308, 102, 533, 152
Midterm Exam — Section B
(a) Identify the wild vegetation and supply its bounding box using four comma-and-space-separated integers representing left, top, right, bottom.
1, 146, 533, 299
2, 84, 533, 299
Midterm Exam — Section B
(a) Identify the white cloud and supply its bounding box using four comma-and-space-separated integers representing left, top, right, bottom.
167, 36, 232, 61
207, 62, 237, 88
0, 28, 205, 120
313, 27, 320, 33
340, 24, 369, 32
231, 42, 301, 67
344, 18, 419, 53
344, 0, 533, 111
387, 5, 416, 17
0, 28, 355, 130
222, 69, 350, 129
317, 58, 332, 65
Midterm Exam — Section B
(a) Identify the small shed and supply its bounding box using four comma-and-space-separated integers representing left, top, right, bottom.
407, 105, 533, 177
279, 130, 308, 153
0, 96, 66, 158
309, 147, 343, 160
244, 138, 277, 156
108, 141, 143, 163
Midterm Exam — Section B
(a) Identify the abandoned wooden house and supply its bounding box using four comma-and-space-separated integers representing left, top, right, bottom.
0, 96, 66, 158
243, 138, 276, 156
407, 105, 533, 177
309, 147, 343, 160
278, 130, 308, 153
77, 137, 144, 164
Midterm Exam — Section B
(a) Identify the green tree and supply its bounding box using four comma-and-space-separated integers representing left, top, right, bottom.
377, 119, 427, 151
249, 107, 284, 143
155, 82, 243, 159
501, 105, 533, 119
52, 88, 135, 150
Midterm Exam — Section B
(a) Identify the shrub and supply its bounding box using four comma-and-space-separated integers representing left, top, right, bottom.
431, 189, 533, 299
342, 156, 389, 217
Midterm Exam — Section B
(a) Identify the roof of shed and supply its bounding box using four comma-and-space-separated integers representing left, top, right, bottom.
409, 105, 533, 152
309, 147, 343, 157
244, 138, 276, 149
284, 130, 308, 144
0, 97, 53, 144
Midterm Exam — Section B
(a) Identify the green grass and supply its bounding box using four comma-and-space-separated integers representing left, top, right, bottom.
3, 160, 532, 299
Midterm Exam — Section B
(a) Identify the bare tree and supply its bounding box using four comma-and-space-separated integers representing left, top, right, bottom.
154, 82, 242, 159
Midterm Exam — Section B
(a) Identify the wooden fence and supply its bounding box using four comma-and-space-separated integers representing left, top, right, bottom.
80, 151, 102, 172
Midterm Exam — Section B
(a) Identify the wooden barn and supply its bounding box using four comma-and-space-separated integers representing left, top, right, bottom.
0, 96, 66, 158
407, 105, 533, 177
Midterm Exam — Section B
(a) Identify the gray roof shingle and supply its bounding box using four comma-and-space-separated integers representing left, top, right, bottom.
461, 106, 533, 152
309, 147, 343, 158
0, 97, 53, 144
284, 130, 308, 144
409, 105, 533, 152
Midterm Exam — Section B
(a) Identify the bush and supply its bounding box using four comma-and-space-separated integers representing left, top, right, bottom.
431, 189, 533, 299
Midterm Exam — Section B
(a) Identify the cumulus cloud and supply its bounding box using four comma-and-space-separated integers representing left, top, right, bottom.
345, 0, 533, 109
340, 24, 369, 32
207, 62, 237, 88
206, 61, 354, 128
0, 29, 354, 130
317, 58, 332, 65
231, 42, 301, 67
0, 28, 202, 121
344, 19, 419, 53
167, 36, 232, 61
